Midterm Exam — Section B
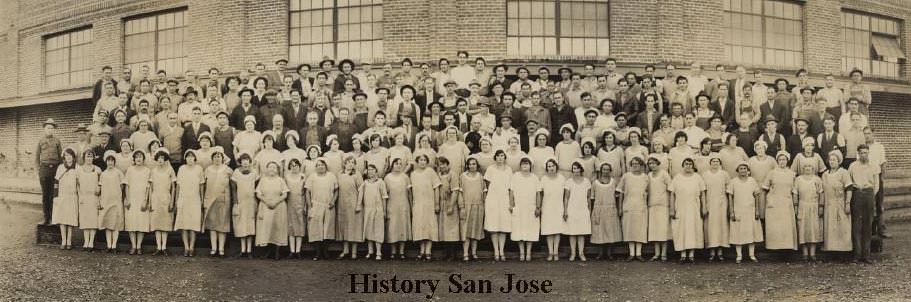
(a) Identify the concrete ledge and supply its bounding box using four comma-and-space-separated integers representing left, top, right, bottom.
35, 224, 883, 257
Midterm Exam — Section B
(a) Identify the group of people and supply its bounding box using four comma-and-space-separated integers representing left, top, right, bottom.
34, 52, 888, 263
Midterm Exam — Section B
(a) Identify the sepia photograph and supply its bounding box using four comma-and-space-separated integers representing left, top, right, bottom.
0, 0, 910, 300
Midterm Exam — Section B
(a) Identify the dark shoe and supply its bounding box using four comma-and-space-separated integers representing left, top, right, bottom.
152, 250, 161, 256
128, 248, 135, 255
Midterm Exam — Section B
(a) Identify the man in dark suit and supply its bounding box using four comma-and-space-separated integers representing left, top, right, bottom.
230, 88, 259, 129
92, 66, 118, 104
282, 89, 308, 131
759, 94, 790, 136
181, 107, 211, 150
298, 111, 328, 151
520, 119, 541, 152
397, 111, 420, 149
710, 82, 738, 130
786, 118, 813, 156
727, 65, 750, 101
635, 94, 661, 140
267, 114, 290, 151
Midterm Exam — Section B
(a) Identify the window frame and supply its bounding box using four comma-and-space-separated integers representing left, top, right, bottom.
722, 0, 805, 68
505, 0, 611, 58
44, 26, 93, 90
841, 10, 903, 78
288, 0, 384, 63
122, 8, 188, 77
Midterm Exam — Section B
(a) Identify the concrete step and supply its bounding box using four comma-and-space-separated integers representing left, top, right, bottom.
884, 207, 911, 223
884, 195, 911, 210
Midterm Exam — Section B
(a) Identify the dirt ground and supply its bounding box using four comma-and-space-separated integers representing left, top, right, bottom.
1, 203, 909, 301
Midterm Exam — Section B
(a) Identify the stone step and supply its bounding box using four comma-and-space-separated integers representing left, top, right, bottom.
884, 195, 911, 210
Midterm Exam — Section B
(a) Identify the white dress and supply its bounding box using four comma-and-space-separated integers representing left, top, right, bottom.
510, 172, 542, 242
174, 165, 205, 232
483, 165, 513, 233
670, 173, 706, 251
563, 176, 592, 235
540, 174, 568, 235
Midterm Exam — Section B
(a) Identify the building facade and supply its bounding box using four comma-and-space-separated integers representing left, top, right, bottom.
0, 0, 910, 176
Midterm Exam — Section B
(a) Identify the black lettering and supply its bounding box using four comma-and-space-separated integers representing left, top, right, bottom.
449, 274, 463, 293
425, 280, 439, 299
500, 273, 515, 293
349, 274, 368, 293
401, 280, 413, 293
479, 279, 492, 293
515, 278, 528, 293
379, 279, 390, 293
541, 280, 552, 293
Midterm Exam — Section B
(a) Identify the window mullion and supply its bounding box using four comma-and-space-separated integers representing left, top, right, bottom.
555, 0, 561, 55
333, 0, 340, 58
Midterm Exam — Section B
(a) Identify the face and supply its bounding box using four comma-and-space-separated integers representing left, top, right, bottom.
481, 140, 491, 152
777, 156, 788, 167
737, 165, 749, 177
682, 160, 694, 173
495, 153, 506, 163
630, 160, 642, 172
546, 161, 557, 173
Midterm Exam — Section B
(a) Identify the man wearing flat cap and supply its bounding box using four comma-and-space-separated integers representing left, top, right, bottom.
35, 118, 62, 225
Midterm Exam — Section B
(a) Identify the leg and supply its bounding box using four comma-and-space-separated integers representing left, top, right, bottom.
59, 225, 67, 247
210, 230, 218, 254
189, 231, 196, 254
39, 173, 54, 225
578, 236, 586, 260
218, 232, 227, 255
748, 244, 757, 261
627, 242, 635, 260
136, 232, 145, 254
851, 196, 863, 261
351, 243, 359, 259
86, 229, 96, 249
569, 236, 577, 261
111, 230, 120, 250
875, 173, 887, 237
462, 239, 470, 259
861, 191, 875, 261
554, 234, 561, 259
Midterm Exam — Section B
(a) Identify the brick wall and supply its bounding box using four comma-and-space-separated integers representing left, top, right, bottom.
455, 0, 507, 61
609, 0, 659, 64
383, 0, 431, 61
0, 100, 94, 177
869, 91, 911, 175
683, 0, 725, 65
804, 0, 842, 75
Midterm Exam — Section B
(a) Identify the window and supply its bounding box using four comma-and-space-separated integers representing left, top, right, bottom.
45, 28, 93, 90
723, 0, 803, 67
843, 11, 904, 78
506, 0, 610, 58
289, 0, 384, 63
124, 10, 187, 76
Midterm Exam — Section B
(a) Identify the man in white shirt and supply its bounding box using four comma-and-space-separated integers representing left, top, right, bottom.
450, 50, 476, 89
432, 58, 454, 93
751, 70, 769, 107
729, 65, 750, 101
661, 63, 678, 101
604, 58, 623, 91
817, 73, 845, 121
509, 66, 539, 94
864, 126, 889, 238
839, 98, 869, 133
687, 62, 708, 98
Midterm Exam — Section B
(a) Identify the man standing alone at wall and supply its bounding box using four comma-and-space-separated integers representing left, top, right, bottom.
35, 118, 62, 225
864, 127, 890, 238
850, 144, 879, 264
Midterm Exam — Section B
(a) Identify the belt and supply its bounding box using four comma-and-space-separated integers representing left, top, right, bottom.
857, 188, 875, 192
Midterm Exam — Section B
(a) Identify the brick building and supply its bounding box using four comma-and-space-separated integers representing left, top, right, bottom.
0, 0, 910, 180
